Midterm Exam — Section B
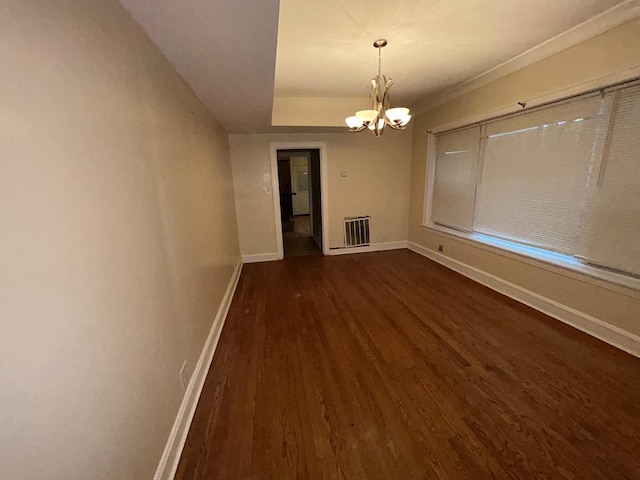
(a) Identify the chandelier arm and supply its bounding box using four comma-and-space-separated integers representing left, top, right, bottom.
382, 79, 391, 111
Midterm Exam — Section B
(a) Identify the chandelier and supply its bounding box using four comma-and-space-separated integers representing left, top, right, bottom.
345, 39, 411, 136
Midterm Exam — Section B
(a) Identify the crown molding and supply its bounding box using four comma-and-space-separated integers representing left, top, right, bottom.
414, 0, 640, 115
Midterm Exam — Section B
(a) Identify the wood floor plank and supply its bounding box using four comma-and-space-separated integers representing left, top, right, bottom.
175, 250, 640, 479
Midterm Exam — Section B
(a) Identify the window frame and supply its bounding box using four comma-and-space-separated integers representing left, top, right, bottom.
422, 84, 640, 296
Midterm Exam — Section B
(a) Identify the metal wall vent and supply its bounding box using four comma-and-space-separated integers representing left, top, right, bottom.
344, 216, 370, 247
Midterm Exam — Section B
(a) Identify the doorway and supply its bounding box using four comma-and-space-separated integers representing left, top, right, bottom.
277, 149, 323, 258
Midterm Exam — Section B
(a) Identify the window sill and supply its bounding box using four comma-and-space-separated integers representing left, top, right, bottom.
420, 224, 640, 298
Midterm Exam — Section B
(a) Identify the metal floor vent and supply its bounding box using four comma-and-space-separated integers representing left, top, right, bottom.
344, 216, 370, 247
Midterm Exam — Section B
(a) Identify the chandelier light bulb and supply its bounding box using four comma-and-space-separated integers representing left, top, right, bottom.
386, 107, 411, 125
356, 109, 379, 125
345, 116, 365, 129
368, 118, 384, 131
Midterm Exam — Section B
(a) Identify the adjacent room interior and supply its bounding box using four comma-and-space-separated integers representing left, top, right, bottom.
277, 149, 323, 258
2, 1, 640, 479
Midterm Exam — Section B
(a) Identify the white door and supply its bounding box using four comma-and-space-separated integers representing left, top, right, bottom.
292, 164, 310, 215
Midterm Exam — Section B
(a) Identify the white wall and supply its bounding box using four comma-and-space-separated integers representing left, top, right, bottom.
0, 1, 240, 478
409, 17, 640, 338
229, 130, 413, 256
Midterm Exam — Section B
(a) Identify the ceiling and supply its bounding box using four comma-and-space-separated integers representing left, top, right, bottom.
119, 0, 638, 133
119, 0, 280, 133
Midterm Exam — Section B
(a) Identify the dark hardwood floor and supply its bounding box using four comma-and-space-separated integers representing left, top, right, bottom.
175, 249, 640, 479
284, 215, 322, 258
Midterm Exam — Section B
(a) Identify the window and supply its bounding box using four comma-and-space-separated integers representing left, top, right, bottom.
432, 126, 479, 232
427, 80, 640, 280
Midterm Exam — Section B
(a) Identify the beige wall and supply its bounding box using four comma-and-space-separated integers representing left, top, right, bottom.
409, 18, 640, 337
230, 130, 413, 256
0, 1, 240, 479
272, 97, 367, 126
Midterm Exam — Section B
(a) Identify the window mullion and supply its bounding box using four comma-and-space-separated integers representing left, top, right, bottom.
471, 125, 487, 233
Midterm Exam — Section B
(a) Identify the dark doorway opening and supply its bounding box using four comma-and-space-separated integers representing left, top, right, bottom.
277, 149, 323, 258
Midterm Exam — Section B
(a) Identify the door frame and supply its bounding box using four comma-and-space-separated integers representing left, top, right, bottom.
269, 142, 329, 259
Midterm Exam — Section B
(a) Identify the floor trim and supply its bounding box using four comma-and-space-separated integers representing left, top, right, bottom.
243, 242, 410, 261
153, 261, 243, 480
328, 241, 409, 256
408, 242, 640, 358
242, 252, 280, 263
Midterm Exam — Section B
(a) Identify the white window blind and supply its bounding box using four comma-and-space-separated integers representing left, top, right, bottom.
576, 84, 640, 276
474, 95, 603, 254
428, 78, 640, 281
431, 126, 479, 232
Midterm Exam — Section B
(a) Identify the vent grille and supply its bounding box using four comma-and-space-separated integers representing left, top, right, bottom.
344, 216, 370, 247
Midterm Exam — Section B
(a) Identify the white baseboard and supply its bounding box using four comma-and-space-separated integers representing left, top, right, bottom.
153, 261, 243, 480
408, 242, 640, 358
242, 242, 409, 260
242, 252, 280, 263
328, 241, 409, 256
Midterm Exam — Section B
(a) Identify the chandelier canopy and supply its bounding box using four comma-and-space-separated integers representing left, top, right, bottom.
345, 39, 411, 137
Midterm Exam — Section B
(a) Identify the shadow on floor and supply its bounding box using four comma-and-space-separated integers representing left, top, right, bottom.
283, 215, 322, 258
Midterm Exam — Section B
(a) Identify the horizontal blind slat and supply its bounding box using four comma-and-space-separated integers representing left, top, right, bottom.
432, 127, 479, 232
576, 84, 640, 276
474, 96, 602, 254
